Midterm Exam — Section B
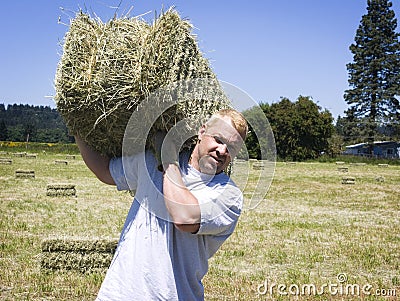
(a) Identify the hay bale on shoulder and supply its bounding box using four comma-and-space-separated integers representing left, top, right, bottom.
54, 8, 229, 157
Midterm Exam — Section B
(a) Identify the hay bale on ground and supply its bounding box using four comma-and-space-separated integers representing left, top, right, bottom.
342, 176, 356, 184
40, 251, 113, 273
15, 170, 35, 178
0, 158, 12, 164
350, 163, 366, 166
252, 161, 265, 170
337, 167, 349, 173
55, 160, 68, 165
13, 152, 26, 157
40, 238, 118, 272
42, 238, 117, 253
46, 184, 76, 196
55, 8, 229, 157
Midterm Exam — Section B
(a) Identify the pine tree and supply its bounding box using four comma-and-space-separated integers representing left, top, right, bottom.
344, 0, 400, 142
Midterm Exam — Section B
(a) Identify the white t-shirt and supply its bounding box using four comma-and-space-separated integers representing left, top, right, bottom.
95, 151, 243, 301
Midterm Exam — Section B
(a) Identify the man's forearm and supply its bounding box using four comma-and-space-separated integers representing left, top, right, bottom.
163, 163, 200, 232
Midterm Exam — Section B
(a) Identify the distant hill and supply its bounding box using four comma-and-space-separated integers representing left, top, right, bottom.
0, 103, 72, 143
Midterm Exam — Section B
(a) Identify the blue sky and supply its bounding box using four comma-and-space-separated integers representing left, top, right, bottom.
1, 1, 399, 120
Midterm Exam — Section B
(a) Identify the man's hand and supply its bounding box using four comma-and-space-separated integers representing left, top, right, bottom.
153, 130, 179, 172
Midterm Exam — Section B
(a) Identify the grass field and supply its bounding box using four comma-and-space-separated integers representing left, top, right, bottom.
0, 148, 399, 300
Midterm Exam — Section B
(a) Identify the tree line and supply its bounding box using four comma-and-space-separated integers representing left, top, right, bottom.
0, 95, 397, 161
0, 103, 72, 143
1, 99, 336, 161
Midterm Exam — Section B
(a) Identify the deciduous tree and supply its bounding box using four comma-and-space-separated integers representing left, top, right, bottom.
244, 96, 334, 161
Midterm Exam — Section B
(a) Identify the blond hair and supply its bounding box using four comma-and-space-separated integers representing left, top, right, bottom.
207, 109, 248, 140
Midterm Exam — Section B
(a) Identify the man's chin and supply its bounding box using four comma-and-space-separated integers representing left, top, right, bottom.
199, 157, 217, 175
201, 163, 227, 175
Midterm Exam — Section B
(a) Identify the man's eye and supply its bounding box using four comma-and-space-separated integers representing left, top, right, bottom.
213, 136, 237, 152
214, 136, 225, 145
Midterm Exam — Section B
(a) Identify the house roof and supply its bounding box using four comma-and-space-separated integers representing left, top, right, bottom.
345, 141, 400, 149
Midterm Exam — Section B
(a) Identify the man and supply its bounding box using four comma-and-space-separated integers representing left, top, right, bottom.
75, 109, 248, 300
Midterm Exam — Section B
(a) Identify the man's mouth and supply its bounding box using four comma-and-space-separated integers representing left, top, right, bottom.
210, 155, 223, 165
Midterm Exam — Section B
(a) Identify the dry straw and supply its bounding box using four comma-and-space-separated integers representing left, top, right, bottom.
55, 8, 229, 157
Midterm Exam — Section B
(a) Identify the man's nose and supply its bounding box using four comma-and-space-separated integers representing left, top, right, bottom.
216, 143, 229, 156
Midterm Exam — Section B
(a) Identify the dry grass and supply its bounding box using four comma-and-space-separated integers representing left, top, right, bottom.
0, 150, 399, 300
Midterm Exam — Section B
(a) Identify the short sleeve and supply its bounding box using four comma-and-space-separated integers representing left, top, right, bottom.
195, 183, 243, 237
109, 155, 139, 191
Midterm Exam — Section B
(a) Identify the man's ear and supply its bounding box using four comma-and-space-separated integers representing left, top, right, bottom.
198, 124, 206, 140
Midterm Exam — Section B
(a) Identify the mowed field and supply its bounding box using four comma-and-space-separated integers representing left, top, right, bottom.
0, 149, 399, 300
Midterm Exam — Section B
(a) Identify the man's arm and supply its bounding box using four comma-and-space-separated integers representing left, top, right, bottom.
75, 135, 115, 185
155, 131, 201, 233
163, 163, 201, 233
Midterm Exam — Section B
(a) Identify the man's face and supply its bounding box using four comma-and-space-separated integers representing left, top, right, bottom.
194, 116, 244, 175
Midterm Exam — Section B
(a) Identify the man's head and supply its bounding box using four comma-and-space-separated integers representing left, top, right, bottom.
190, 109, 248, 175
